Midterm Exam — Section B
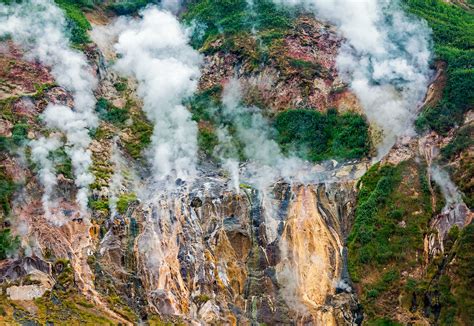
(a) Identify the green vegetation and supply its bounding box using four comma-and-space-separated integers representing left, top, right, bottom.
438, 124, 474, 208
348, 161, 435, 322
116, 193, 136, 214
407, 0, 474, 134
95, 98, 129, 126
123, 114, 153, 159
288, 59, 327, 79
57, 0, 99, 9
404, 223, 474, 325
447, 223, 474, 324
186, 86, 223, 157
353, 162, 473, 323
187, 88, 370, 162
90, 164, 113, 192
108, 0, 157, 15
193, 294, 211, 305
89, 198, 109, 215
187, 85, 222, 123
0, 229, 19, 259
0, 167, 16, 216
183, 0, 292, 48
11, 123, 28, 146
0, 136, 10, 152
49, 147, 73, 179
440, 124, 474, 161
348, 164, 403, 273
54, 0, 92, 46
113, 80, 127, 92
25, 260, 120, 324
198, 128, 218, 157
0, 121, 29, 153
274, 109, 370, 162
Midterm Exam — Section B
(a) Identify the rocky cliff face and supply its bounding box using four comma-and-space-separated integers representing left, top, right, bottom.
94, 169, 365, 324
0, 33, 369, 323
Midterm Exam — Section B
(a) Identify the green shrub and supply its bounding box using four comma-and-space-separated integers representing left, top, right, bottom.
275, 109, 329, 161
11, 123, 28, 146
367, 289, 379, 299
123, 115, 153, 160
113, 81, 127, 92
49, 147, 73, 179
348, 161, 438, 322
0, 229, 19, 259
54, 0, 92, 46
116, 193, 136, 214
186, 86, 222, 123
0, 168, 16, 215
108, 0, 158, 15
329, 110, 371, 159
183, 0, 292, 48
369, 318, 403, 326
90, 199, 109, 214
198, 128, 218, 157
440, 125, 474, 160
350, 164, 400, 266
274, 109, 370, 162
446, 223, 474, 324
289, 59, 326, 79
0, 136, 12, 152
407, 0, 474, 134
95, 98, 129, 126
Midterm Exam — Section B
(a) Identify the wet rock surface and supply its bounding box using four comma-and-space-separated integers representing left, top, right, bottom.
92, 170, 364, 324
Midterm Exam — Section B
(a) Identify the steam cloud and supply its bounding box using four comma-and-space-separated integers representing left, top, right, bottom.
218, 79, 323, 191
0, 0, 98, 216
114, 7, 202, 182
222, 79, 283, 167
30, 136, 61, 217
161, 0, 182, 14
273, 0, 432, 155
430, 165, 463, 209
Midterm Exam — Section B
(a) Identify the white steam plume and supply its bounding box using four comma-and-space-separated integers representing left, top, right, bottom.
0, 0, 98, 215
108, 140, 125, 218
273, 0, 432, 155
430, 165, 463, 209
214, 127, 241, 192
114, 7, 202, 182
30, 135, 62, 218
222, 79, 283, 167
219, 79, 313, 189
43, 105, 95, 212
161, 0, 182, 14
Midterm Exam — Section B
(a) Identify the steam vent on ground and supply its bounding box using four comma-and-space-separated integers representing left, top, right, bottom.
0, 0, 473, 325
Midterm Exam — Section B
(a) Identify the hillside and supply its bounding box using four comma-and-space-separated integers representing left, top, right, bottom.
0, 0, 472, 325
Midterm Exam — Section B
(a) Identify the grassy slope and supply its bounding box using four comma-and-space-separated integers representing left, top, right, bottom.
349, 3, 473, 323
184, 1, 371, 162
405, 0, 474, 135
183, 0, 293, 49
349, 161, 473, 324
439, 124, 474, 208
54, 0, 92, 46
348, 161, 435, 324
275, 109, 370, 162
408, 0, 474, 210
